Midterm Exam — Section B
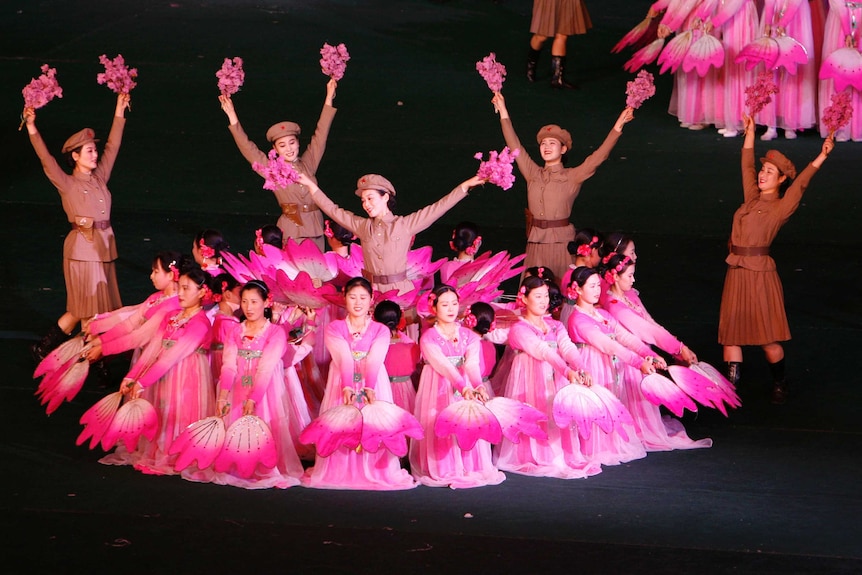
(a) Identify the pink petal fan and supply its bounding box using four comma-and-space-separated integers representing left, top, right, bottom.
735, 36, 780, 70
819, 47, 862, 92
34, 336, 84, 379
773, 35, 809, 75
359, 400, 424, 457
335, 243, 364, 278
405, 246, 446, 285
373, 286, 422, 311
76, 392, 123, 449
221, 251, 257, 284
612, 17, 653, 54
483, 396, 548, 444
552, 383, 612, 440
624, 38, 665, 73
658, 31, 693, 74
690, 362, 741, 410
273, 269, 339, 309
35, 354, 77, 404
682, 34, 725, 76
101, 398, 158, 452
668, 365, 727, 412
434, 399, 502, 450
170, 416, 227, 471
41, 358, 89, 415
213, 415, 278, 478
640, 373, 697, 417
298, 404, 362, 457
587, 385, 635, 442
279, 238, 339, 282
710, 0, 747, 29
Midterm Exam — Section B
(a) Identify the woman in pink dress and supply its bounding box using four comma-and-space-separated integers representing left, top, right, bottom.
439, 221, 481, 285
568, 267, 711, 452
713, 0, 759, 137
409, 286, 506, 488
302, 277, 416, 490
208, 273, 242, 386
497, 276, 602, 479
374, 300, 419, 413
559, 228, 603, 328
192, 229, 229, 277
99, 266, 216, 475
818, 0, 862, 142
462, 302, 499, 390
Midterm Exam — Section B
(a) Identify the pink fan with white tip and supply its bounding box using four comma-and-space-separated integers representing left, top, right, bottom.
668, 365, 728, 413
736, 36, 780, 70
612, 17, 654, 54
221, 251, 258, 284
404, 246, 446, 292
624, 38, 665, 73
588, 384, 635, 442
76, 392, 123, 450
434, 398, 502, 450
552, 383, 612, 440
213, 415, 278, 478
483, 396, 548, 444
682, 33, 725, 76
657, 30, 693, 74
640, 373, 697, 418
170, 416, 227, 471
101, 398, 158, 452
358, 400, 424, 457
39, 358, 89, 415
272, 269, 338, 309
819, 47, 862, 92
299, 404, 363, 457
773, 35, 809, 75
276, 239, 339, 283
34, 336, 84, 379
692, 362, 740, 406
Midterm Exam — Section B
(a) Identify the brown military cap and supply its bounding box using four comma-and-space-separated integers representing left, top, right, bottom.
536, 124, 572, 150
265, 121, 301, 143
354, 174, 396, 197
62, 128, 98, 153
760, 150, 797, 180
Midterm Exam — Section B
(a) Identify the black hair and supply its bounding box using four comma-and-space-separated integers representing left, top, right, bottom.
152, 250, 184, 276
373, 300, 402, 333
450, 221, 481, 253
567, 228, 603, 256
600, 253, 635, 282
241, 279, 270, 299
180, 264, 210, 289
570, 266, 600, 289
212, 272, 241, 295
599, 231, 634, 261
430, 284, 459, 308
327, 220, 358, 245
258, 224, 283, 249
524, 266, 557, 285
468, 301, 495, 335
343, 276, 373, 297
520, 274, 549, 296
547, 280, 564, 314
194, 229, 230, 257
64, 146, 84, 169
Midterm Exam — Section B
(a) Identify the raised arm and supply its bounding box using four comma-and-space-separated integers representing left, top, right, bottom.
221, 95, 269, 166
399, 176, 484, 236
299, 173, 365, 234
492, 92, 540, 179
299, 79, 338, 175
95, 93, 129, 183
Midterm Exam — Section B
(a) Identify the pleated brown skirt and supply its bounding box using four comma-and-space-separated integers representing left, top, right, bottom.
530, 0, 592, 37
718, 266, 790, 346
64, 258, 123, 318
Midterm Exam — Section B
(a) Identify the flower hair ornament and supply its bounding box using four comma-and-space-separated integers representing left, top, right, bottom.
462, 306, 478, 328
517, 285, 527, 308
200, 284, 214, 305
397, 315, 407, 332
536, 267, 545, 279
254, 229, 264, 251
199, 239, 216, 260
576, 236, 599, 258
324, 220, 334, 239
464, 236, 482, 256
604, 256, 633, 285
427, 292, 438, 307
168, 260, 179, 282
566, 285, 579, 301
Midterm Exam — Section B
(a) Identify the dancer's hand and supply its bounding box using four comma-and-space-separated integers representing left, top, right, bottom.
640, 358, 657, 375
325, 78, 337, 106
342, 387, 357, 405
242, 398, 256, 415
460, 175, 486, 193
297, 172, 319, 194
822, 136, 834, 157
679, 345, 698, 365
491, 91, 509, 118
219, 94, 239, 125
115, 93, 130, 117
614, 107, 635, 132
361, 387, 376, 404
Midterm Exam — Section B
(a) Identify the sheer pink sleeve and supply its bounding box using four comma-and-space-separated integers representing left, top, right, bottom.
132, 314, 211, 388
605, 296, 683, 355
508, 321, 570, 377
568, 311, 643, 369
420, 330, 468, 392
217, 322, 241, 392
248, 326, 288, 404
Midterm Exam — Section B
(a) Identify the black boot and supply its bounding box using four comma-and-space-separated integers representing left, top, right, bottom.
30, 324, 70, 363
725, 361, 741, 386
527, 48, 541, 82
550, 55, 578, 89
769, 359, 787, 405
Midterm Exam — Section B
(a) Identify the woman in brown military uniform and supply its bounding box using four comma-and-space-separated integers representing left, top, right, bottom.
24, 93, 130, 360
719, 115, 833, 404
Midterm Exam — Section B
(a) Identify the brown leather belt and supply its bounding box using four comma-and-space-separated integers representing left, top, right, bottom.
362, 269, 407, 284
532, 217, 570, 229
71, 219, 111, 230
281, 203, 319, 215
730, 245, 770, 256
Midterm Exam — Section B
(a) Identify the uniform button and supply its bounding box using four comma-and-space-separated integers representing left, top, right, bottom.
99, 199, 104, 202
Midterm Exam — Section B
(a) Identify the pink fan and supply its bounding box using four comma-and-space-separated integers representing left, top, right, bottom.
710, 0, 748, 29
213, 415, 278, 478
170, 416, 227, 471
276, 239, 340, 282
819, 47, 862, 92
552, 383, 612, 440
735, 36, 780, 70
624, 38, 665, 73
682, 33, 725, 76
358, 400, 424, 456
612, 17, 654, 54
434, 399, 502, 450
657, 31, 693, 74
299, 404, 363, 457
690, 362, 741, 410
483, 396, 548, 444
76, 392, 123, 450
588, 385, 635, 442
101, 398, 158, 452
773, 35, 809, 75
668, 365, 727, 412
640, 373, 697, 418
272, 269, 339, 309
34, 336, 84, 379
38, 358, 89, 415
404, 246, 446, 289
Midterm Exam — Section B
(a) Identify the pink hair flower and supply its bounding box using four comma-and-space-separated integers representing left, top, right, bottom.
216, 56, 245, 96
625, 70, 655, 109
744, 72, 779, 116
475, 147, 520, 190
476, 52, 507, 93
252, 149, 300, 191
97, 54, 138, 94
822, 89, 854, 136
320, 43, 350, 81
22, 64, 63, 111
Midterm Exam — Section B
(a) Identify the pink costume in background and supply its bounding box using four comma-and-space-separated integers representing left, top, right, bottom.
496, 318, 602, 479
209, 310, 239, 388
818, 0, 862, 141
95, 294, 180, 365
384, 331, 419, 413
302, 320, 416, 490
713, 0, 760, 132
601, 288, 686, 356
478, 337, 498, 392
569, 308, 711, 452
100, 307, 215, 474
281, 329, 315, 460
409, 326, 505, 488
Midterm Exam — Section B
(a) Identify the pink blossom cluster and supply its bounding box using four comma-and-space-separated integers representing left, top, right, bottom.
96, 54, 138, 94
744, 72, 779, 115
822, 89, 854, 135
252, 150, 300, 191
476, 52, 507, 93
22, 64, 63, 109
625, 70, 656, 109
216, 57, 245, 96
320, 43, 350, 81
474, 147, 520, 190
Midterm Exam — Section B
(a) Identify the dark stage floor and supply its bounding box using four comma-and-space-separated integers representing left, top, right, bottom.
2, 1, 860, 573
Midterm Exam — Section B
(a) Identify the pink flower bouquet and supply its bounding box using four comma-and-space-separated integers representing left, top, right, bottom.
625, 70, 656, 109
252, 149, 300, 191
20, 64, 63, 130
822, 89, 854, 136
97, 54, 138, 94
744, 72, 779, 115
320, 43, 350, 81
476, 52, 507, 92
216, 56, 245, 96
475, 147, 520, 190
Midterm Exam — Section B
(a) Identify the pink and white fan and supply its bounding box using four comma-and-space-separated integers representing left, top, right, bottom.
552, 383, 613, 440
588, 384, 635, 442
76, 392, 123, 450
668, 365, 729, 414
213, 415, 278, 478
36, 357, 89, 415
34, 336, 84, 379
483, 396, 548, 444
299, 404, 363, 457
169, 416, 227, 472
434, 398, 502, 450
358, 400, 424, 457
101, 398, 158, 452
640, 372, 697, 418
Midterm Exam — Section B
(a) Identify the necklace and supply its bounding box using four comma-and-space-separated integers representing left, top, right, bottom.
347, 317, 368, 340
576, 304, 607, 325
169, 307, 199, 329
436, 322, 459, 343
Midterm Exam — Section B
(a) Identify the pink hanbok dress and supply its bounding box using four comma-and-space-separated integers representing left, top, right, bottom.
210, 311, 239, 387
302, 320, 416, 490
95, 293, 180, 364
818, 0, 862, 141
713, 0, 759, 132
100, 307, 215, 474
281, 329, 315, 461
569, 308, 711, 452
601, 288, 686, 356
496, 318, 602, 479
409, 326, 506, 488
384, 332, 419, 413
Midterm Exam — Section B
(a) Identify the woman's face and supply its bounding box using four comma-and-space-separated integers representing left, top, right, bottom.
178, 275, 204, 309
360, 189, 389, 219
72, 142, 98, 171
758, 161, 786, 192
241, 288, 268, 322
622, 241, 637, 262
345, 285, 372, 318
150, 261, 175, 291
223, 285, 242, 311
539, 137, 567, 164
192, 241, 204, 265
434, 291, 460, 325
576, 274, 603, 305
615, 265, 636, 292
273, 135, 300, 163
522, 284, 549, 316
